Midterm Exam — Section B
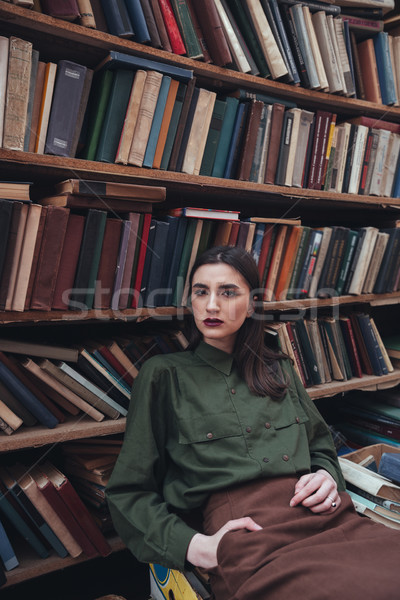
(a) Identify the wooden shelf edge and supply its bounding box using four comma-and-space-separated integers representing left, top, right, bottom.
0, 3, 400, 122
308, 370, 400, 400
3, 535, 126, 589
0, 417, 126, 453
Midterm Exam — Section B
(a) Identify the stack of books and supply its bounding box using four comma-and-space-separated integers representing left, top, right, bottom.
0, 328, 188, 435
266, 312, 393, 388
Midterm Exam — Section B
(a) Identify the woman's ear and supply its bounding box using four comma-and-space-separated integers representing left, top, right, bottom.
247, 295, 256, 317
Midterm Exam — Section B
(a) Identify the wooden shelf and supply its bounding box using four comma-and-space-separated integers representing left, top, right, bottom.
308, 369, 400, 400
3, 534, 126, 588
0, 416, 126, 453
1, 2, 400, 123
0, 149, 400, 214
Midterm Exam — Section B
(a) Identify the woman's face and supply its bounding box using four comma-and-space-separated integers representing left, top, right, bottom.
190, 262, 253, 354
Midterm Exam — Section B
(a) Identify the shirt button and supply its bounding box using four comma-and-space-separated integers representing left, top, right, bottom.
264, 423, 271, 429
206, 432, 213, 439
263, 457, 269, 463
296, 417, 300, 423
246, 426, 252, 433
231, 388, 236, 394
282, 454, 289, 462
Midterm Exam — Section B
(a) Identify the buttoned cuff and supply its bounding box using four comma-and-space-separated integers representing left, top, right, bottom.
164, 521, 199, 571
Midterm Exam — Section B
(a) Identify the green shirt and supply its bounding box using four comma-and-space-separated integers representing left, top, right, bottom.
106, 341, 345, 570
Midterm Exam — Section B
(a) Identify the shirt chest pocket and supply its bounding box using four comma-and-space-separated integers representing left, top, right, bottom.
273, 407, 309, 431
178, 412, 242, 445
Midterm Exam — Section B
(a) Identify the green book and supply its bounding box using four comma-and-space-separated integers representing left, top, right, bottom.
95, 68, 135, 163
227, 0, 271, 78
80, 69, 114, 161
160, 82, 186, 170
143, 75, 171, 168
286, 226, 311, 299
211, 96, 239, 178
199, 99, 227, 176
170, 0, 203, 59
172, 218, 198, 306
70, 209, 107, 310
335, 230, 359, 295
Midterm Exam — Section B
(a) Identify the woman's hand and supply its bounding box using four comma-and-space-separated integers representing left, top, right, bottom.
289, 469, 341, 514
186, 517, 262, 570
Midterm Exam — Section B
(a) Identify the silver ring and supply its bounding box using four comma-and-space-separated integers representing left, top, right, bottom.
327, 496, 336, 508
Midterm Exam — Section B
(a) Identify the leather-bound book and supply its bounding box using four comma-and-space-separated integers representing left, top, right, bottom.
149, 0, 172, 51
264, 103, 285, 184
236, 99, 264, 181
157, 0, 186, 55
51, 214, 85, 311
190, 0, 232, 66
93, 218, 123, 309
40, 0, 80, 20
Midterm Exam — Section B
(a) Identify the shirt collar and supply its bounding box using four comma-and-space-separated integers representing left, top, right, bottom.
194, 341, 234, 376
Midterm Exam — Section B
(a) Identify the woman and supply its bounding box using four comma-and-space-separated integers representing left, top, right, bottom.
106, 246, 400, 600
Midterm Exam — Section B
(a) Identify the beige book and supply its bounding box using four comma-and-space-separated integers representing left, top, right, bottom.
320, 318, 345, 381
305, 318, 331, 384
0, 36, 9, 146
382, 132, 400, 197
11, 203, 42, 312
9, 464, 83, 558
3, 36, 32, 151
369, 129, 391, 196
244, 0, 288, 79
4, 202, 29, 311
302, 6, 328, 91
308, 227, 333, 298
339, 456, 400, 504
326, 15, 347, 95
77, 0, 96, 28
22, 357, 105, 422
34, 61, 57, 153
335, 121, 352, 192
115, 69, 147, 165
348, 227, 379, 295
292, 109, 314, 188
362, 231, 389, 294
284, 107, 302, 186
370, 317, 394, 373
334, 17, 355, 96
245, 221, 256, 252
312, 11, 343, 95
128, 70, 163, 167
192, 91, 216, 176
106, 340, 139, 378
181, 88, 216, 175
0, 398, 23, 433
181, 219, 204, 306
214, 0, 251, 73
11, 0, 34, 6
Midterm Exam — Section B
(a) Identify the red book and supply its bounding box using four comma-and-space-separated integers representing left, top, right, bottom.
131, 213, 152, 308
257, 225, 275, 281
285, 322, 307, 387
97, 345, 135, 387
30, 465, 98, 558
228, 221, 240, 246
39, 461, 111, 557
264, 103, 285, 185
118, 212, 141, 310
190, 0, 232, 66
158, 0, 186, 55
306, 111, 332, 190
339, 317, 363, 378
93, 218, 122, 309
52, 214, 85, 310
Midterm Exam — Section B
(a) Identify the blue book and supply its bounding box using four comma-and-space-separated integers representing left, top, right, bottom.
212, 96, 239, 178
251, 223, 266, 266
223, 102, 246, 179
0, 359, 58, 429
0, 479, 49, 559
374, 32, 397, 106
0, 517, 18, 571
143, 220, 170, 307
164, 217, 189, 306
378, 453, 400, 485
95, 50, 193, 82
124, 0, 151, 43
155, 215, 180, 306
100, 0, 134, 37
0, 468, 68, 558
160, 82, 186, 170
143, 76, 172, 168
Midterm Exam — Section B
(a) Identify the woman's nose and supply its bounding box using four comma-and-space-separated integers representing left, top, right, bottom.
206, 292, 219, 311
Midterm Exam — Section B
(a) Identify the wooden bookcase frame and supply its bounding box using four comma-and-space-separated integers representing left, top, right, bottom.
1, 2, 400, 591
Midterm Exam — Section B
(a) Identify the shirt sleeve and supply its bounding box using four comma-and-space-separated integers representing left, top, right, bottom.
283, 360, 346, 491
106, 358, 198, 570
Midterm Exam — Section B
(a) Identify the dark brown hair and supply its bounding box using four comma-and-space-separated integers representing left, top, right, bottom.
186, 246, 288, 399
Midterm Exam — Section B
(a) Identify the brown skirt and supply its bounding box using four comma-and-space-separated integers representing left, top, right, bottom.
202, 476, 400, 600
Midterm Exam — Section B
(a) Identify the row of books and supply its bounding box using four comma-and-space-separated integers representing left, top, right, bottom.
266, 311, 393, 388
34, 0, 397, 104
0, 455, 114, 580
0, 327, 188, 434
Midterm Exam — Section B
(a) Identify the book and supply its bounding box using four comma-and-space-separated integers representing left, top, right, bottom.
128, 70, 163, 167
312, 10, 343, 94
30, 206, 70, 311
189, 0, 232, 67
3, 37, 32, 151
115, 70, 148, 165
181, 88, 217, 175
34, 61, 57, 154
44, 60, 89, 157
143, 75, 172, 168
95, 49, 193, 82
236, 99, 264, 181
374, 31, 397, 105
152, 78, 179, 169
357, 37, 382, 103
199, 98, 228, 176
23, 48, 39, 152
214, 0, 252, 74
142, 219, 170, 307
95, 68, 135, 163
100, 0, 134, 37
93, 218, 123, 309
3, 203, 29, 311
124, 0, 151, 43
0, 35, 9, 147
170, 0, 203, 59
79, 69, 114, 160
41, 0, 80, 20
52, 213, 86, 310
289, 3, 320, 89
339, 456, 400, 503
264, 102, 286, 184
0, 516, 18, 571
157, 0, 186, 55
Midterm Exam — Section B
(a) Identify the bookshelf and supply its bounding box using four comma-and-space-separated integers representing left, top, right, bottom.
1, 1, 400, 595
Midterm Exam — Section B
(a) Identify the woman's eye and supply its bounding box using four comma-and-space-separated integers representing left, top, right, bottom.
193, 289, 207, 296
222, 289, 237, 297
